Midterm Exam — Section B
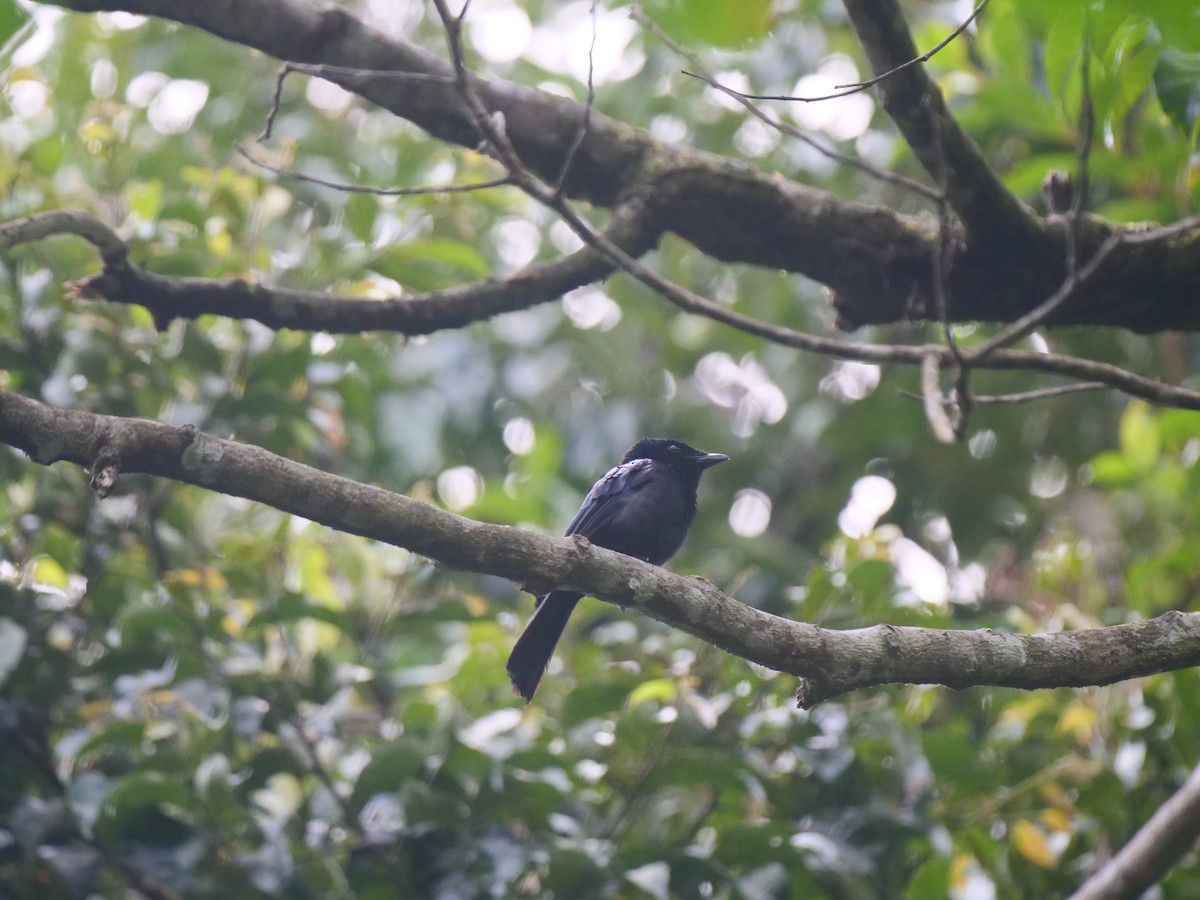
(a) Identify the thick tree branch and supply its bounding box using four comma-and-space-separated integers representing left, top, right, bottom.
2, 209, 652, 334
0, 209, 128, 266
507, 200, 1200, 410
35, 0, 1200, 334
3, 389, 1199, 707
380, 9, 1200, 416
1072, 760, 1200, 900
841, 0, 1039, 250
8, 208, 1200, 410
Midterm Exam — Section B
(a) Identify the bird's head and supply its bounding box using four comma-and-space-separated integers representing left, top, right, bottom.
622, 438, 729, 472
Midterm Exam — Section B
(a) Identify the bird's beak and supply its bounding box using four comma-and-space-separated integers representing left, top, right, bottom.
696, 452, 729, 468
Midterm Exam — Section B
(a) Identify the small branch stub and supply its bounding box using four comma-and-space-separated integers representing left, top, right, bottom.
89, 458, 120, 498
921, 353, 958, 443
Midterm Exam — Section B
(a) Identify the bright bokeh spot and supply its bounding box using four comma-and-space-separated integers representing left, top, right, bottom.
437, 466, 482, 511
820, 361, 881, 402
729, 489, 772, 537
694, 352, 787, 437
527, 2, 643, 84
147, 79, 209, 133
837, 475, 896, 538
467, 0, 532, 64
503, 417, 536, 455
563, 287, 622, 331
789, 55, 875, 140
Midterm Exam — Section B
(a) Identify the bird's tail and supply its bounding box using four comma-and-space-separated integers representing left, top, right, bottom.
506, 591, 582, 703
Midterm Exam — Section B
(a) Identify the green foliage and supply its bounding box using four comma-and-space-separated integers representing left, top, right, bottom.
1, 0, 1199, 897
641, 0, 774, 49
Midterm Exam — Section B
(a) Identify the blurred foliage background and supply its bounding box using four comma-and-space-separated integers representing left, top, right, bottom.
2, 0, 1200, 896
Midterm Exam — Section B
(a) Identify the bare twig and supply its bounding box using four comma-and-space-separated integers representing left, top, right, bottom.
336, 3, 1200, 414
925, 95, 972, 435
554, 0, 598, 194
969, 215, 1200, 361
16, 4, 1200, 426
842, 0, 1040, 246
681, 0, 988, 103
284, 708, 404, 889
899, 381, 1107, 406
34, 0, 1200, 334
10, 206, 1200, 412
971, 382, 1107, 404
260, 61, 456, 141
236, 144, 512, 196
631, 5, 939, 200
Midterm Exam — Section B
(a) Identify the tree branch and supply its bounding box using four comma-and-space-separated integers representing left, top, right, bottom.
0, 209, 128, 266
2, 209, 652, 334
396, 8, 1200, 417
36, 0, 1200, 334
841, 0, 1040, 250
3, 389, 1199, 707
1071, 759, 1200, 900
8, 206, 1199, 411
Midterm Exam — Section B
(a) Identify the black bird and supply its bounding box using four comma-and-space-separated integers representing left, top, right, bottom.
506, 438, 728, 703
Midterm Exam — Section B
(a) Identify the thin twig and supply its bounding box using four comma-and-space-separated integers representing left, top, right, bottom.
681, 0, 989, 103
554, 0, 598, 195
969, 214, 1200, 361
972, 382, 1107, 404
1066, 23, 1094, 281
925, 93, 971, 434
236, 144, 512, 196
261, 62, 457, 142
631, 5, 939, 200
10, 204, 1200, 412
409, 0, 1200, 415
900, 381, 1109, 406
843, 0, 1040, 246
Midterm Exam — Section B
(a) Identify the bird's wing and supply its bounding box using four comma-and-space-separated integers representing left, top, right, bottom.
563, 457, 655, 538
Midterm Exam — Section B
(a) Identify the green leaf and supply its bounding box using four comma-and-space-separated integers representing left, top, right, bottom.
350, 743, 427, 810
847, 558, 893, 601
1107, 18, 1160, 140
985, 0, 1032, 86
641, 0, 773, 48
1043, 8, 1087, 104
1087, 450, 1133, 485
0, 0, 30, 61
95, 772, 192, 841
124, 179, 164, 222
1151, 3, 1200, 53
246, 594, 348, 630
628, 678, 677, 708
1154, 46, 1200, 136
922, 721, 980, 791
72, 721, 148, 770
1118, 400, 1161, 474
370, 238, 491, 290
905, 857, 952, 899
345, 193, 379, 243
